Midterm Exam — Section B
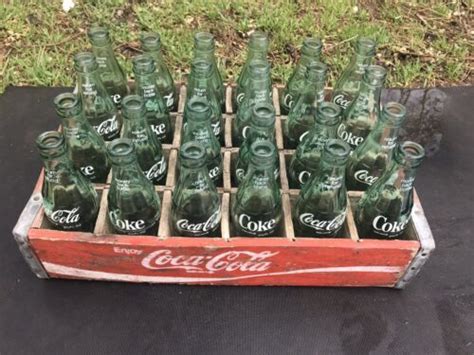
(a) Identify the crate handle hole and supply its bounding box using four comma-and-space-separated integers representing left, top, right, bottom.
32, 196, 41, 202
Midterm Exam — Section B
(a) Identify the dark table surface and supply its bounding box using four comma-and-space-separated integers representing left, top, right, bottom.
0, 86, 473, 355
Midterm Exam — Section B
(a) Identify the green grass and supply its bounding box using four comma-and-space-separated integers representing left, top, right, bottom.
0, 0, 472, 93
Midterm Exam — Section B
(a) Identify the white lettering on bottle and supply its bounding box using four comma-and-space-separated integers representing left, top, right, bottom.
151, 123, 167, 137
51, 207, 81, 225
93, 115, 119, 137
333, 94, 351, 109
145, 157, 167, 181
382, 137, 397, 149
80, 165, 95, 177
111, 94, 122, 105
372, 215, 409, 237
354, 169, 378, 186
236, 168, 245, 180
242, 125, 250, 139
211, 121, 221, 136
176, 209, 221, 235
164, 93, 174, 108
298, 170, 311, 185
115, 218, 146, 232
82, 83, 97, 96
96, 56, 107, 68
283, 93, 294, 109
337, 123, 364, 147
238, 214, 277, 235
142, 85, 156, 99
209, 166, 221, 180
236, 92, 245, 104
299, 212, 346, 233
299, 130, 309, 142
401, 177, 415, 191
322, 176, 343, 190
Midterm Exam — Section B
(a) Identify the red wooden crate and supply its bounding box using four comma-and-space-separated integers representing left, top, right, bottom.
13, 84, 435, 288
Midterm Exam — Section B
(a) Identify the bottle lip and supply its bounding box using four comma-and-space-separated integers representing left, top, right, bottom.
54, 93, 81, 117
122, 95, 145, 117
363, 65, 387, 85
132, 54, 156, 74
249, 59, 270, 76
140, 32, 161, 50
322, 139, 351, 165
107, 138, 136, 163
251, 103, 275, 128
185, 97, 211, 121
191, 58, 213, 77
87, 25, 111, 46
316, 102, 342, 126
249, 31, 269, 50
249, 140, 276, 166
380, 102, 407, 126
74, 52, 98, 72
301, 37, 322, 56
36, 131, 67, 158
180, 141, 206, 168
395, 141, 425, 167
194, 32, 215, 50
354, 36, 376, 56
307, 61, 327, 81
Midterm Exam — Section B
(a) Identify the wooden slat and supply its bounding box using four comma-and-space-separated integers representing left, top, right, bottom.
225, 85, 233, 114
272, 86, 281, 116
221, 192, 231, 241
282, 193, 295, 240
223, 151, 232, 192
278, 151, 289, 192
275, 117, 284, 151
165, 149, 178, 188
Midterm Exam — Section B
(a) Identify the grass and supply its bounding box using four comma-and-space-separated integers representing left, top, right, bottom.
0, 0, 472, 93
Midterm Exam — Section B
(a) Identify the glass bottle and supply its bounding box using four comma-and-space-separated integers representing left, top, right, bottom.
232, 141, 281, 237
283, 61, 328, 149
36, 131, 99, 231
74, 52, 121, 141
107, 138, 161, 235
132, 54, 172, 144
331, 37, 376, 111
235, 102, 278, 185
355, 141, 425, 239
346, 102, 407, 191
293, 139, 351, 237
121, 95, 167, 185
280, 37, 323, 115
337, 65, 387, 151
288, 102, 342, 189
171, 142, 221, 237
233, 31, 269, 110
87, 25, 128, 107
186, 59, 223, 141
193, 32, 225, 112
140, 32, 177, 111
54, 93, 110, 183
232, 59, 272, 147
182, 98, 222, 185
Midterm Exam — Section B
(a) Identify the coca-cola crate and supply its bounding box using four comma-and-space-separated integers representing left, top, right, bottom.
13, 84, 435, 288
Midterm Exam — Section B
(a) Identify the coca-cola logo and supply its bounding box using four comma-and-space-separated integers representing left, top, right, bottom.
354, 169, 378, 186
51, 207, 80, 225
115, 218, 146, 232
283, 93, 294, 109
333, 94, 351, 109
93, 115, 119, 136
337, 123, 364, 147
145, 157, 167, 181
163, 93, 174, 108
239, 214, 277, 235
142, 249, 279, 273
299, 212, 345, 233
176, 209, 220, 235
372, 215, 409, 237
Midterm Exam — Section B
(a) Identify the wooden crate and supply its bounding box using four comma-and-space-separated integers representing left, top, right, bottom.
12, 84, 435, 288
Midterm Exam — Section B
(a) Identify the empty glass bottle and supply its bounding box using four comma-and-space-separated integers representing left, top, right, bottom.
74, 52, 121, 141
107, 138, 161, 235
36, 131, 99, 231
88, 25, 128, 107
133, 54, 172, 144
232, 141, 281, 237
182, 98, 222, 185
140, 32, 177, 111
172, 142, 221, 236
283, 61, 328, 149
331, 37, 376, 111
235, 102, 278, 185
337, 65, 387, 151
280, 38, 323, 115
54, 93, 110, 183
232, 59, 272, 146
293, 139, 351, 237
193, 32, 225, 111
346, 102, 407, 191
355, 141, 425, 239
289, 102, 342, 189
186, 59, 223, 141
233, 31, 269, 110
121, 95, 167, 185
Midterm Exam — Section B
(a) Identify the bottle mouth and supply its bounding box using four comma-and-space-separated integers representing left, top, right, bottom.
363, 65, 387, 86
249, 59, 270, 76
132, 54, 155, 74
396, 141, 425, 167
180, 141, 206, 168
316, 102, 342, 126
74, 52, 98, 72
88, 25, 110, 45
249, 140, 276, 166
322, 139, 351, 165
307, 61, 327, 81
186, 97, 211, 118
140, 32, 161, 50
108, 138, 136, 163
122, 95, 145, 116
355, 37, 376, 56
302, 37, 322, 56
36, 131, 66, 158
249, 31, 269, 50
54, 93, 81, 117
194, 32, 215, 50
252, 103, 275, 128
381, 102, 406, 126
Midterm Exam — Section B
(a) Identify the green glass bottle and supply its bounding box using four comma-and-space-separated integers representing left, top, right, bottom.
121, 95, 167, 185
74, 52, 121, 141
193, 32, 225, 112
232, 141, 281, 237
346, 102, 407, 191
337, 65, 387, 151
235, 102, 278, 185
107, 138, 161, 235
283, 61, 328, 149
140, 32, 177, 112
36, 131, 99, 231
172, 142, 221, 237
232, 59, 272, 147
88, 25, 128, 107
233, 31, 269, 110
132, 54, 172, 144
280, 38, 323, 115
182, 98, 222, 185
331, 37, 376, 111
293, 139, 351, 237
288, 102, 342, 189
355, 141, 425, 239
54, 93, 110, 183
186, 59, 223, 141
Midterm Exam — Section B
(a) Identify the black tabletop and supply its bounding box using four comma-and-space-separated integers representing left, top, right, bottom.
0, 87, 473, 355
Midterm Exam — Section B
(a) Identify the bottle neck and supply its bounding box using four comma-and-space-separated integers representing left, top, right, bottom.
247, 125, 275, 143
353, 79, 382, 109
246, 75, 271, 102
348, 53, 372, 74
244, 162, 276, 187
194, 48, 215, 62
179, 165, 213, 190
42, 152, 74, 178
247, 48, 267, 62
310, 160, 346, 192
76, 70, 108, 96
366, 120, 401, 151
186, 118, 214, 140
